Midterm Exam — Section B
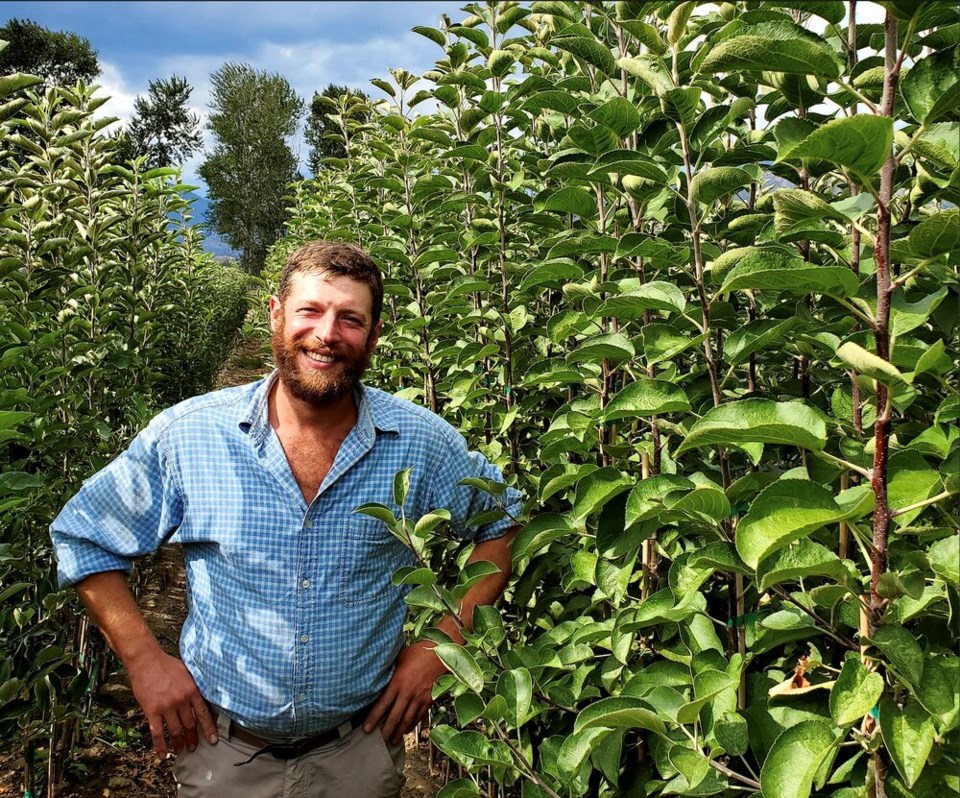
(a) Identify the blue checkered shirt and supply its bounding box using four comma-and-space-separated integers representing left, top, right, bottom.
50, 372, 521, 739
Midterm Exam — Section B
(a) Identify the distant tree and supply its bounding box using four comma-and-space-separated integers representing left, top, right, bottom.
0, 18, 99, 86
108, 128, 138, 164
127, 75, 203, 168
305, 84, 370, 174
199, 63, 304, 275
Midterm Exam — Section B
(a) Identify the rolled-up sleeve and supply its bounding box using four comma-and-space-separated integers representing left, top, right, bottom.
50, 411, 183, 588
430, 427, 523, 543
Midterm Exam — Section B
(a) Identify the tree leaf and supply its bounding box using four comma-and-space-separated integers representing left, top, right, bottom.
597, 281, 686, 319
511, 513, 574, 559
736, 480, 848, 569
626, 475, 696, 526
701, 21, 842, 77
759, 720, 840, 798
778, 115, 893, 180
603, 378, 691, 421
718, 249, 858, 298
567, 332, 635, 364
678, 399, 827, 456
573, 696, 666, 736
837, 342, 906, 386
535, 186, 597, 217
901, 46, 960, 123
691, 166, 752, 205
520, 90, 583, 115
434, 643, 485, 693
431, 727, 513, 767
725, 317, 801, 365
880, 698, 936, 788
909, 208, 960, 258
757, 539, 847, 591
830, 653, 884, 726
553, 35, 617, 76
571, 468, 632, 521
412, 25, 446, 47
869, 624, 924, 686
496, 667, 533, 726
928, 534, 960, 587
588, 97, 641, 138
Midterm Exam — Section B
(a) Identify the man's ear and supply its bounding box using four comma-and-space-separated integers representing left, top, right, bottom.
366, 320, 383, 353
268, 295, 282, 332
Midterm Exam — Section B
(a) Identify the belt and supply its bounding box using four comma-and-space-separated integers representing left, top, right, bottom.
215, 705, 374, 766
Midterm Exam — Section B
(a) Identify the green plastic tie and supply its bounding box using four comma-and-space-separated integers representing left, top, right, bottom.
869, 705, 880, 720
727, 612, 757, 629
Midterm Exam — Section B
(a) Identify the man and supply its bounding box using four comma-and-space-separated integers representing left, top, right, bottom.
50, 241, 522, 797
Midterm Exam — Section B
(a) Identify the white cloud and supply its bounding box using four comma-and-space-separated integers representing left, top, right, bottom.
94, 60, 138, 131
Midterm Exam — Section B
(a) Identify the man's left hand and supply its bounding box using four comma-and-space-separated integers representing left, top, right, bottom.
363, 641, 448, 745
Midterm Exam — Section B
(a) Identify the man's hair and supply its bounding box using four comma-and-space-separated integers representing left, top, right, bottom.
278, 241, 383, 325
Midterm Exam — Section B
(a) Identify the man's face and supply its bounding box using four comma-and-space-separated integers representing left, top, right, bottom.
269, 270, 381, 406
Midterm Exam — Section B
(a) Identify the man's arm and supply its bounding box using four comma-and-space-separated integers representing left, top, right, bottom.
364, 526, 519, 744
76, 570, 218, 757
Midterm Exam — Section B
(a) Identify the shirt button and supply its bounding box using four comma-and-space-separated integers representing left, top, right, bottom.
300, 634, 309, 643
298, 693, 306, 702
304, 520, 313, 529
301, 579, 311, 588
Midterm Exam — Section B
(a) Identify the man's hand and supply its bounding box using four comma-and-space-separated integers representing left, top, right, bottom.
363, 641, 448, 745
127, 650, 218, 758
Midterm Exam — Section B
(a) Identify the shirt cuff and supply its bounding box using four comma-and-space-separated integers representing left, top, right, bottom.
473, 487, 523, 543
53, 537, 134, 589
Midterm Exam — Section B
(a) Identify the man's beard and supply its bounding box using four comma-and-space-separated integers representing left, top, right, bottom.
271, 321, 372, 406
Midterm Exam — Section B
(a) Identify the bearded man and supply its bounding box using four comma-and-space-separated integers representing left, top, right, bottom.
50, 241, 522, 798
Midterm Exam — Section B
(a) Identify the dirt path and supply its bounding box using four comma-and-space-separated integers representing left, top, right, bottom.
0, 337, 444, 797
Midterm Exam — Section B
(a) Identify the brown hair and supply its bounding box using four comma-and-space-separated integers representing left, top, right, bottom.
279, 241, 383, 324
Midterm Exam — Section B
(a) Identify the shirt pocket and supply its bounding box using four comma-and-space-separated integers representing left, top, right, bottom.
337, 516, 410, 607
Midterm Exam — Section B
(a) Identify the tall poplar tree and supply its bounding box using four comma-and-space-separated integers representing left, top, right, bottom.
199, 63, 303, 274
127, 75, 203, 168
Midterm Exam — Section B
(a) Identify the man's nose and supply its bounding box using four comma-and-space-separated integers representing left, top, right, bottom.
312, 313, 340, 346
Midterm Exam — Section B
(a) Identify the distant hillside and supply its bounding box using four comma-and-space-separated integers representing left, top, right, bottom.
183, 193, 238, 258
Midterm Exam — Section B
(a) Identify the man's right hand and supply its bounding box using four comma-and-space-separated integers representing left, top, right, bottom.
127, 650, 218, 758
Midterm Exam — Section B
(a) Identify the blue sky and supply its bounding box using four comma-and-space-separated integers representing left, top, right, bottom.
1, 2, 467, 190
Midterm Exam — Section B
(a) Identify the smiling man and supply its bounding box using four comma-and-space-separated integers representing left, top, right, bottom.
50, 241, 522, 798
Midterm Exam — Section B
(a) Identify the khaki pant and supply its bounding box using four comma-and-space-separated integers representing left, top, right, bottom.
174, 711, 405, 798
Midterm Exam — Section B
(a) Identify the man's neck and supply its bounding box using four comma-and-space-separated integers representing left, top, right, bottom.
268, 377, 359, 438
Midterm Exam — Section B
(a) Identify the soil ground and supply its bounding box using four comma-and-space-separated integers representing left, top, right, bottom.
0, 337, 444, 798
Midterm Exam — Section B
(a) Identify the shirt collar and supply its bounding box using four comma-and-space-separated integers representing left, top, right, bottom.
239, 370, 399, 444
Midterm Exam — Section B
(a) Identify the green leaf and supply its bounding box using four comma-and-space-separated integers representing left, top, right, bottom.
553, 35, 617, 76
928, 535, 960, 586
393, 466, 413, 506
676, 668, 738, 724
830, 653, 884, 726
678, 400, 827, 456
571, 468, 632, 522
725, 317, 801, 365
880, 698, 936, 788
757, 540, 847, 591
869, 624, 924, 686
626, 475, 696, 526
778, 115, 893, 180
567, 332, 635, 365
912, 339, 951, 377
888, 451, 943, 527
660, 87, 701, 128
431, 726, 513, 767
617, 56, 672, 92
557, 728, 610, 778
596, 282, 687, 319
496, 668, 533, 726
521, 90, 583, 115
588, 98, 641, 138
412, 25, 446, 47
603, 378, 691, 421
891, 288, 948, 337
759, 720, 840, 798
0, 411, 32, 432
901, 46, 960, 123
487, 49, 516, 78
573, 696, 666, 736
536, 187, 597, 218
736, 481, 849, 569
642, 324, 707, 365
909, 208, 960, 258
714, 712, 749, 756
591, 150, 669, 182
718, 248, 858, 299
434, 643, 485, 693
837, 342, 906, 386
701, 21, 841, 77
518, 259, 584, 291
915, 654, 960, 732
0, 73, 44, 98
691, 166, 752, 205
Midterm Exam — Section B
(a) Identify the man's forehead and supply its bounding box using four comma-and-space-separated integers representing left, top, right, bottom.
284, 270, 373, 309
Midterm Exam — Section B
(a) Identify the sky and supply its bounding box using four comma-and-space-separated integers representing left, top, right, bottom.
1, 2, 469, 191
